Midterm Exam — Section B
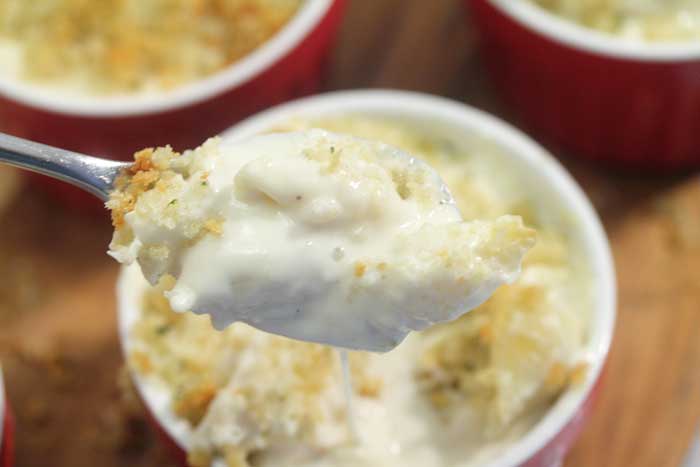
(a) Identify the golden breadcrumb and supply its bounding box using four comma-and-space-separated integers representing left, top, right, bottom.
107, 140, 227, 272
0, 0, 304, 93
133, 279, 381, 464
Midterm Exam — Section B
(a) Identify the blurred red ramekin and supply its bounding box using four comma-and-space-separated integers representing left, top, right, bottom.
469, 0, 700, 171
116, 90, 617, 467
0, 0, 345, 208
0, 370, 14, 467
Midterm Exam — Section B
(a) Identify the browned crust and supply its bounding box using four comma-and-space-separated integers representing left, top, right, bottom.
107, 146, 175, 228
4, 0, 303, 93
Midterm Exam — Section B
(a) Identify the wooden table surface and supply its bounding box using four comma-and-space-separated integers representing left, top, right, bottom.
1, 1, 700, 466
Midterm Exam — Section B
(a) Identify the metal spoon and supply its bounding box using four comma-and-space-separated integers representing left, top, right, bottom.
0, 132, 131, 201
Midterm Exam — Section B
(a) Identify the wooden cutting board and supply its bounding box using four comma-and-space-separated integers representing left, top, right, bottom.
1, 1, 699, 466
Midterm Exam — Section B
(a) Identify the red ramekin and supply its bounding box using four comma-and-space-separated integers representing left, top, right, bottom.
0, 0, 346, 208
0, 370, 14, 467
469, 0, 700, 171
116, 90, 617, 467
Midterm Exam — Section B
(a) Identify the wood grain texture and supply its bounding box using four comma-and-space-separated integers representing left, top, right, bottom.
1, 1, 699, 466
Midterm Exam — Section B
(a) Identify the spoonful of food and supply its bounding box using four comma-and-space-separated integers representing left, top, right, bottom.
0, 130, 535, 352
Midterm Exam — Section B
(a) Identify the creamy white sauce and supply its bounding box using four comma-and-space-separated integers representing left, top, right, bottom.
110, 131, 535, 351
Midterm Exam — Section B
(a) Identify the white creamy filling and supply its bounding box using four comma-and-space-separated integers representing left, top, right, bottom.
110, 131, 534, 351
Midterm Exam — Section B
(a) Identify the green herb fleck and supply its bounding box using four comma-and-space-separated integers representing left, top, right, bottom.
168, 199, 177, 206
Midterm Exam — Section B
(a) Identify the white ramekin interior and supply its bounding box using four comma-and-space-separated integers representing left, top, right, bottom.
0, 0, 331, 117
489, 0, 700, 62
117, 89, 616, 467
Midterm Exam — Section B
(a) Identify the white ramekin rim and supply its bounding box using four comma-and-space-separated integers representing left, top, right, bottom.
117, 89, 617, 467
488, 0, 700, 62
0, 0, 332, 117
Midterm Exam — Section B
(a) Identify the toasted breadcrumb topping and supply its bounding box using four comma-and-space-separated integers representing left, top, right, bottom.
134, 278, 381, 466
107, 139, 233, 283
0, 0, 303, 93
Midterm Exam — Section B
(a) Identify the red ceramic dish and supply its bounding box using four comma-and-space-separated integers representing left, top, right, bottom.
0, 372, 13, 467
0, 411, 13, 467
116, 90, 617, 467
470, 0, 700, 171
0, 0, 346, 208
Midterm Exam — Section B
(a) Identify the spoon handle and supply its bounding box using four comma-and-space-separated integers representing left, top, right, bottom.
0, 132, 131, 201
